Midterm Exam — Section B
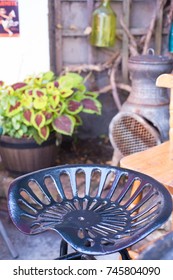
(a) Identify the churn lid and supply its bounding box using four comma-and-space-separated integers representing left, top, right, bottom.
129, 49, 173, 65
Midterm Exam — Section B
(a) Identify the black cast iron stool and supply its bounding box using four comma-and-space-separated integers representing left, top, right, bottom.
8, 165, 172, 260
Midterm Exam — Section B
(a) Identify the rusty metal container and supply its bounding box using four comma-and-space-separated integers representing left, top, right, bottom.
109, 51, 173, 161
127, 50, 173, 106
123, 51, 173, 141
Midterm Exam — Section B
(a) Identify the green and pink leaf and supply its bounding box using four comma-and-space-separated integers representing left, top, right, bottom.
32, 112, 45, 129
33, 95, 47, 110
38, 126, 50, 140
23, 109, 33, 125
7, 101, 21, 116
26, 89, 34, 96
73, 115, 82, 126
66, 100, 83, 115
84, 91, 99, 99
49, 93, 60, 108
55, 101, 65, 114
81, 98, 101, 115
52, 114, 75, 135
11, 82, 28, 91
0, 81, 4, 87
43, 111, 53, 124
34, 89, 45, 97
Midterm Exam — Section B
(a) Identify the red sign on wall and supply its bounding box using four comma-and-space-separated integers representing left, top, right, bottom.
0, 0, 19, 37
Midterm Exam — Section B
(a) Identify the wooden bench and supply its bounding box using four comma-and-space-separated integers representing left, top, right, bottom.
120, 73, 173, 226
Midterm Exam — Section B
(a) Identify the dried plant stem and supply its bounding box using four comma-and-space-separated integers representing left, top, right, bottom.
142, 11, 157, 54
97, 83, 131, 94
61, 51, 120, 75
142, 0, 166, 54
110, 54, 122, 111
119, 15, 139, 56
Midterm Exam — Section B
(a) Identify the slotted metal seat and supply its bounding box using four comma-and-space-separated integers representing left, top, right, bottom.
8, 165, 172, 260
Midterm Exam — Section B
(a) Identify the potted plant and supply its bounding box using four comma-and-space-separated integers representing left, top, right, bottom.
0, 71, 102, 173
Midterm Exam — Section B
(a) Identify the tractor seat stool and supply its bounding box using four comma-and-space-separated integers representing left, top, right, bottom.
8, 164, 172, 260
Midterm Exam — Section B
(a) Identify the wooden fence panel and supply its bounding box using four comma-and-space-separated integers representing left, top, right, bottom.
49, 0, 166, 81
48, 0, 170, 138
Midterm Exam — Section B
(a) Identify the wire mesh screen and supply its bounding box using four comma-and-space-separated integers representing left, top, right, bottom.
109, 113, 161, 156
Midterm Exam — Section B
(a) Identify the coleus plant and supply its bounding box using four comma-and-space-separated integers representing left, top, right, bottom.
0, 72, 102, 144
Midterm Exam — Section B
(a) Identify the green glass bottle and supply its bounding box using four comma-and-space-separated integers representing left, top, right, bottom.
90, 0, 116, 47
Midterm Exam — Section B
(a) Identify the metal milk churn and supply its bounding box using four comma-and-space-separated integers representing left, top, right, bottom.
109, 50, 173, 159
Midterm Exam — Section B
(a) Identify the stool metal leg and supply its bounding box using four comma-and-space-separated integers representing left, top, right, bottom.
119, 249, 131, 260
59, 239, 68, 257
57, 252, 82, 260
81, 255, 96, 260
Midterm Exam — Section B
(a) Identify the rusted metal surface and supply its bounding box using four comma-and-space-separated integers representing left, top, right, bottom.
123, 52, 173, 141
109, 53, 173, 158
109, 112, 161, 157
128, 52, 173, 105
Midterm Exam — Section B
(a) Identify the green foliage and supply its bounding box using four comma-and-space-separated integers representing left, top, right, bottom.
0, 71, 102, 144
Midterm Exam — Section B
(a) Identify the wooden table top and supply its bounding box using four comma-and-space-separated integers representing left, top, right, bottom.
120, 141, 173, 192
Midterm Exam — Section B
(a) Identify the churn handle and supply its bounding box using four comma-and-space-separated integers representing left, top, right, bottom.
156, 73, 173, 144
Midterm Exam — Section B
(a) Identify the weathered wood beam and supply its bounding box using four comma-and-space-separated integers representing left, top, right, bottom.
122, 0, 131, 83
87, 0, 94, 64
55, 0, 63, 74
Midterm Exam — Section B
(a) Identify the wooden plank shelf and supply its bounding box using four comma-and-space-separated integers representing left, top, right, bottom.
62, 27, 168, 38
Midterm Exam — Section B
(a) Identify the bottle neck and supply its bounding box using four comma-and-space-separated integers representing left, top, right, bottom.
101, 0, 110, 7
